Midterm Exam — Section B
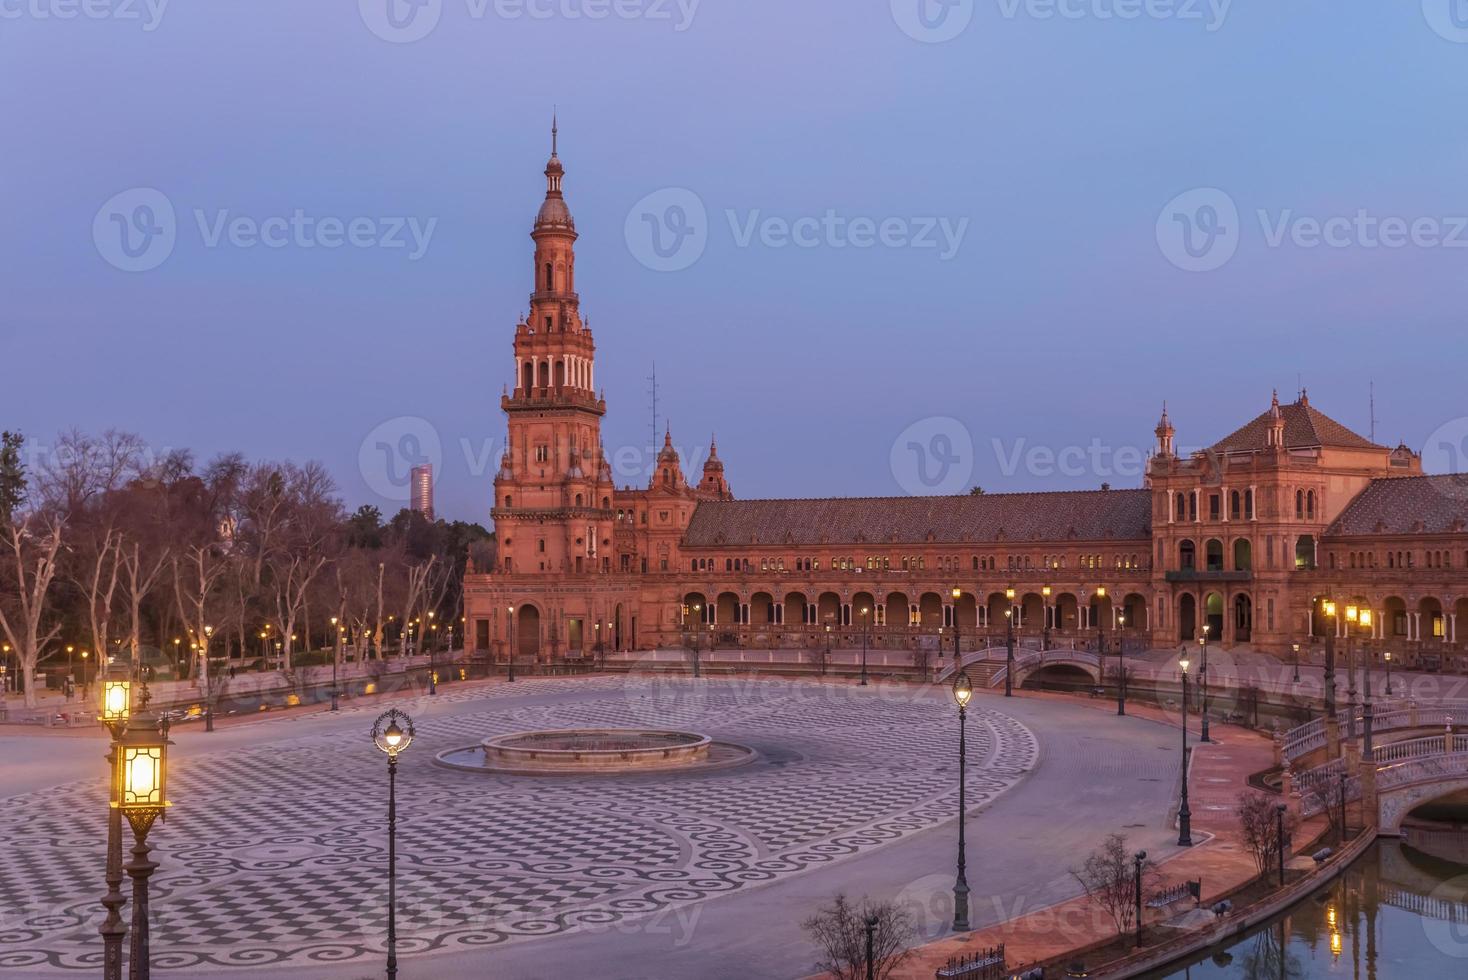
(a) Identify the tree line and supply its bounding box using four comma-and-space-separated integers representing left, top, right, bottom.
0, 429, 492, 707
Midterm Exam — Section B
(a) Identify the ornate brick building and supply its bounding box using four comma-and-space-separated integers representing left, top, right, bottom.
462, 140, 1468, 668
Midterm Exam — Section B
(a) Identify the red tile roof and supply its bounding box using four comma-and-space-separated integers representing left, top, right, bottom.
1210, 400, 1382, 454
1328, 475, 1468, 536
684, 490, 1153, 547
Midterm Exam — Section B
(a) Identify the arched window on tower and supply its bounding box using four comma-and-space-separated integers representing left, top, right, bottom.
545, 262, 553, 290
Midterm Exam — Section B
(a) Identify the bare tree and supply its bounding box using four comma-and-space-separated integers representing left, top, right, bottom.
1071, 833, 1158, 938
399, 555, 438, 656
0, 515, 66, 707
801, 893, 914, 980
173, 543, 228, 688
72, 526, 122, 673
1237, 791, 1300, 876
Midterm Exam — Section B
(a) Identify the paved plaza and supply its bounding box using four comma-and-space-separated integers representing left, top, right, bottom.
0, 676, 1188, 979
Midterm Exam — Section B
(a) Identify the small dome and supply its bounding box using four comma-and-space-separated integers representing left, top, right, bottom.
535, 196, 574, 229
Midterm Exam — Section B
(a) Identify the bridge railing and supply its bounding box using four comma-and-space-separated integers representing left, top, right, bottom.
1379, 885, 1468, 925
981, 649, 1102, 688
1372, 734, 1468, 766
1377, 751, 1468, 792
1283, 698, 1468, 762
1295, 756, 1348, 802
1283, 717, 1327, 761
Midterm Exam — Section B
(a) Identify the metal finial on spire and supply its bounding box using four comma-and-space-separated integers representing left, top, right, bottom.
552, 107, 558, 157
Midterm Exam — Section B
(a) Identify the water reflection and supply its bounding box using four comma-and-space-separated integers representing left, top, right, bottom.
1150, 837, 1468, 979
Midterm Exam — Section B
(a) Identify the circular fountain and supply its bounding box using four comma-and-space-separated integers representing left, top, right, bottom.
436, 728, 754, 775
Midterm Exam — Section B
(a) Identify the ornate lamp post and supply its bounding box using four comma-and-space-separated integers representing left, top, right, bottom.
1384, 649, 1394, 697
1323, 599, 1340, 751
1292, 642, 1301, 683
1004, 587, 1016, 698
506, 606, 517, 682
1177, 654, 1194, 847
951, 669, 973, 932
823, 623, 831, 675
859, 606, 871, 686
97, 665, 131, 980
1198, 624, 1212, 743
1041, 585, 1052, 651
1344, 604, 1360, 740
950, 587, 962, 667
114, 705, 172, 980
372, 709, 416, 980
330, 616, 341, 711
1358, 608, 1375, 761
1116, 611, 1127, 716
691, 603, 702, 678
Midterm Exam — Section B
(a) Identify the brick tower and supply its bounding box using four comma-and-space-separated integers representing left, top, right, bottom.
492, 119, 615, 577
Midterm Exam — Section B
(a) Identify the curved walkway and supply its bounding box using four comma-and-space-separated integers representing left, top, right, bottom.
1, 677, 1190, 980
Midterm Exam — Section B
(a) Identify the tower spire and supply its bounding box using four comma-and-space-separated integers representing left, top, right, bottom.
552, 107, 558, 158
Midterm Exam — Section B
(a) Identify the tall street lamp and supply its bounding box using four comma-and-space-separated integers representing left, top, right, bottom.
330, 616, 341, 712
115, 705, 172, 980
1292, 642, 1301, 683
691, 603, 702, 678
1004, 587, 1016, 698
859, 606, 871, 686
1177, 654, 1194, 847
506, 606, 517, 683
1343, 604, 1360, 741
1357, 608, 1375, 761
97, 665, 131, 980
1384, 649, 1394, 697
1041, 585, 1051, 652
1095, 586, 1108, 701
1323, 599, 1339, 752
950, 587, 962, 668
1116, 610, 1128, 716
1198, 624, 1212, 743
372, 708, 416, 980
951, 669, 973, 932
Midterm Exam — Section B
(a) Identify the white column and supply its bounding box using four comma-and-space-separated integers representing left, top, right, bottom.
1168, 492, 1175, 524
1250, 485, 1257, 520
1452, 613, 1457, 644
1222, 486, 1229, 522
514, 356, 523, 390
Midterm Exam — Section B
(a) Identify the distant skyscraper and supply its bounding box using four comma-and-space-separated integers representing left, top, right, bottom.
410, 464, 434, 521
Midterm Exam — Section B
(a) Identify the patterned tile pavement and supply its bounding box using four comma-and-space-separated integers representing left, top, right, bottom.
0, 677, 1037, 973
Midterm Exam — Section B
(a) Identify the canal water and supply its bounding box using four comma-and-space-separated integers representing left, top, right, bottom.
1149, 834, 1468, 979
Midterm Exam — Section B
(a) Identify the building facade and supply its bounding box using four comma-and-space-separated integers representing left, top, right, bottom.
462, 141, 1468, 668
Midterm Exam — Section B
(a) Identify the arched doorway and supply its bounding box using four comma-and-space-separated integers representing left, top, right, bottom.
1022, 593, 1045, 631
854, 592, 877, 629
716, 591, 740, 626
749, 592, 774, 625
817, 592, 841, 629
1233, 593, 1253, 643
1123, 593, 1147, 632
1295, 535, 1316, 571
516, 605, 541, 660
1205, 539, 1225, 573
785, 591, 808, 625
1205, 592, 1224, 641
1233, 538, 1252, 572
683, 592, 709, 625
918, 592, 943, 628
1178, 594, 1197, 642
954, 592, 978, 632
1054, 593, 1079, 632
885, 591, 910, 629
614, 603, 624, 651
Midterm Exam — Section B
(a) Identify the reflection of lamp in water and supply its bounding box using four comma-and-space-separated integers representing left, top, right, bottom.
1330, 931, 1343, 957
1326, 905, 1337, 928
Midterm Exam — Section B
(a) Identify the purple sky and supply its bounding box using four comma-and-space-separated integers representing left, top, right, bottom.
5, 3, 1468, 522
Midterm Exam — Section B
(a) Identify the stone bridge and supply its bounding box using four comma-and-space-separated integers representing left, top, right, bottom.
935, 647, 1102, 688
1293, 730, 1468, 836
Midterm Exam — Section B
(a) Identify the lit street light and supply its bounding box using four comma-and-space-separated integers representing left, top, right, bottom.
951, 669, 973, 932
372, 708, 416, 980
1178, 653, 1194, 847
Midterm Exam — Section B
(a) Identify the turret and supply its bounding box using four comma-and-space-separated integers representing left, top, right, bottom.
697, 436, 733, 500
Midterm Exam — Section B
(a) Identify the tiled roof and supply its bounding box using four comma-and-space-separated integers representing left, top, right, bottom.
684, 490, 1153, 547
1328, 476, 1468, 536
1210, 399, 1382, 454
